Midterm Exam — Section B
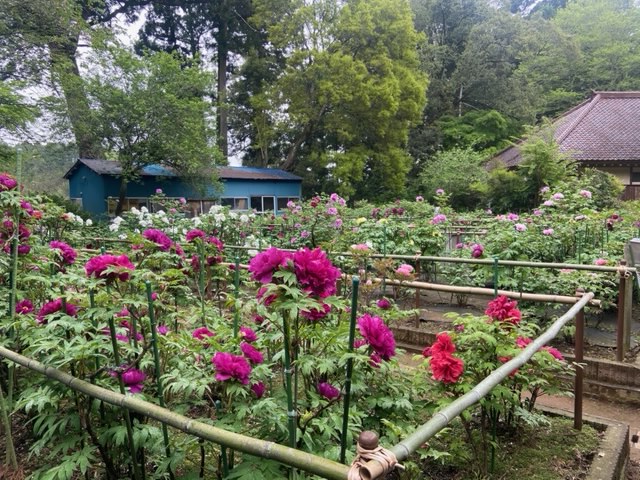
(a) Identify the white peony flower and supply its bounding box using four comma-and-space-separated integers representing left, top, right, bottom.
85, 219, 93, 226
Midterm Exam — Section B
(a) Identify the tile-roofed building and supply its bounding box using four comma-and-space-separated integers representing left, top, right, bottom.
64, 159, 302, 217
493, 91, 640, 199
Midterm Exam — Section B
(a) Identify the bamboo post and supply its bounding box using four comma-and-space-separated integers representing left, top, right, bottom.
282, 314, 296, 450
107, 316, 143, 480
574, 289, 585, 430
145, 282, 175, 480
340, 277, 359, 464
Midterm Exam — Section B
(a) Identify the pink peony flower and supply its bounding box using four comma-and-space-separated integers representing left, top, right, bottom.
143, 229, 172, 251
351, 243, 370, 252
155, 188, 163, 194
326, 207, 338, 216
192, 326, 215, 340
248, 247, 292, 283
579, 190, 592, 199
212, 352, 251, 385
514, 223, 527, 232
16, 299, 33, 314
471, 244, 484, 258
435, 188, 445, 195
552, 192, 564, 200
507, 213, 519, 221
239, 326, 257, 343
542, 346, 564, 361
485, 296, 521, 324
594, 258, 607, 266
293, 248, 341, 298
395, 264, 414, 277
357, 313, 396, 360
516, 336, 532, 348
542, 228, 554, 236
317, 382, 340, 400
533, 209, 543, 216
85, 254, 135, 282
416, 195, 424, 202
240, 342, 264, 364
36, 298, 78, 324
251, 381, 266, 398
431, 214, 447, 225
543, 200, 554, 207
50, 240, 77, 265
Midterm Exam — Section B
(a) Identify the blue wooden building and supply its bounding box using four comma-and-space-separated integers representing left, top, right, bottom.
64, 158, 302, 217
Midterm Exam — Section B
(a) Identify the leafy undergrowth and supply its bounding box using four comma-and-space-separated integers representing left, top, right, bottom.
415, 416, 600, 480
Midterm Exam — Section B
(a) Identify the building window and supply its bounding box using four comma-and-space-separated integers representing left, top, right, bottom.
70, 198, 83, 208
632, 168, 640, 184
107, 197, 150, 216
251, 196, 275, 214
221, 197, 249, 210
277, 197, 300, 211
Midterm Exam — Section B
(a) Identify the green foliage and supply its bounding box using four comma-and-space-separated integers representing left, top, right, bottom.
419, 147, 489, 210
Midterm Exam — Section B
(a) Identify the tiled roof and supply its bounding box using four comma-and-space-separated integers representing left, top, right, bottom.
64, 159, 301, 181
494, 91, 640, 167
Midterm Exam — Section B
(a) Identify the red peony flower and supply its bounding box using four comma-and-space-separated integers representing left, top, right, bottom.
248, 247, 292, 283
293, 247, 341, 298
85, 254, 135, 282
212, 352, 252, 385
430, 353, 464, 384
357, 313, 396, 360
430, 332, 456, 356
485, 295, 521, 324
542, 346, 564, 361
516, 336, 532, 348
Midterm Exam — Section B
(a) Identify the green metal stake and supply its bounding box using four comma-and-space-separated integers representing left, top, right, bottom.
145, 282, 175, 480
107, 316, 143, 480
233, 256, 240, 338
282, 314, 297, 451
492, 256, 499, 298
214, 400, 229, 477
340, 277, 360, 464
198, 240, 206, 326
88, 289, 106, 422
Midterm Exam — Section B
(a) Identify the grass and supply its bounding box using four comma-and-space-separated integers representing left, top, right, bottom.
415, 415, 601, 480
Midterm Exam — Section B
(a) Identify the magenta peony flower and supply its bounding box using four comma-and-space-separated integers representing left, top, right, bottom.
471, 244, 484, 258
317, 382, 340, 400
157, 325, 169, 335
50, 240, 77, 265
542, 346, 564, 361
0, 173, 17, 191
212, 352, 252, 385
301, 303, 331, 321
240, 342, 264, 364
251, 381, 266, 398
20, 200, 34, 216
239, 326, 257, 343
248, 247, 292, 283
485, 296, 521, 324
186, 229, 206, 242
256, 286, 277, 306
357, 313, 396, 360
143, 229, 172, 251
36, 298, 78, 324
121, 368, 146, 394
16, 299, 33, 314
593, 258, 607, 266
293, 248, 341, 298
192, 326, 215, 341
85, 254, 135, 282
376, 298, 392, 310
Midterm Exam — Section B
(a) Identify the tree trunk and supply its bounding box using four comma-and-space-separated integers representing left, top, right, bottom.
115, 177, 128, 216
216, 18, 229, 159
48, 38, 102, 159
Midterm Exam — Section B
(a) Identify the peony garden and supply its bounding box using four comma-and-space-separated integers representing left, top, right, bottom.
0, 170, 637, 479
